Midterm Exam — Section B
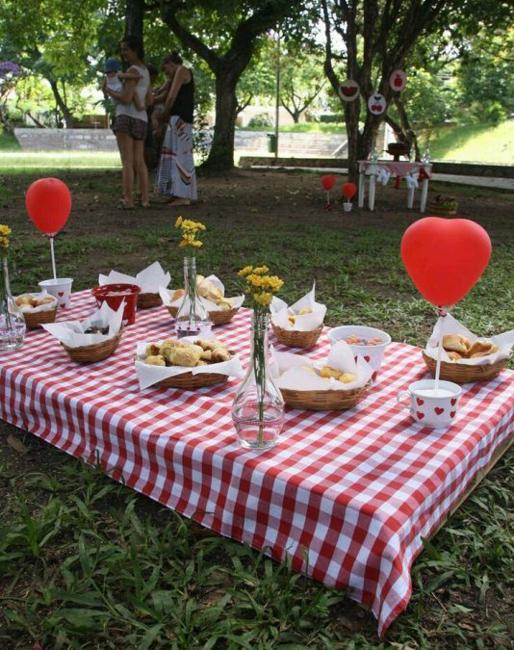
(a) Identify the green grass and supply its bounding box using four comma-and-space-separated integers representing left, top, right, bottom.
0, 170, 513, 648
427, 121, 514, 165
0, 151, 121, 174
239, 123, 345, 134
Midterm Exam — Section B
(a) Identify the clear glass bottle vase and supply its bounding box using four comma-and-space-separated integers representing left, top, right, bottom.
0, 256, 26, 352
232, 310, 285, 449
175, 255, 211, 338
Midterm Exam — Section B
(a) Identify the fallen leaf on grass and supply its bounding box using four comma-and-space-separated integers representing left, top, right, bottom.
6, 434, 29, 455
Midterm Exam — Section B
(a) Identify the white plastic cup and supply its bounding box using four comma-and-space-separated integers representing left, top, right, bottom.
343, 201, 353, 212
38, 278, 74, 309
328, 325, 391, 382
397, 379, 462, 428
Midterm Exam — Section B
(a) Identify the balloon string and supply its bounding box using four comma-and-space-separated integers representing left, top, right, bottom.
434, 307, 447, 391
50, 236, 57, 280
326, 190, 330, 205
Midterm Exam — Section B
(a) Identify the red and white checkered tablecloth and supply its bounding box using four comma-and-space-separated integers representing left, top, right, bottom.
1, 291, 513, 637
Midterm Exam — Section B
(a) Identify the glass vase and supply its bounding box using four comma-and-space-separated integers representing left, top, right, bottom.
175, 255, 211, 338
232, 310, 285, 449
0, 256, 26, 352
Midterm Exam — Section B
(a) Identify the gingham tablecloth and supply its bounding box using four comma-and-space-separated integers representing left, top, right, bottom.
1, 292, 513, 637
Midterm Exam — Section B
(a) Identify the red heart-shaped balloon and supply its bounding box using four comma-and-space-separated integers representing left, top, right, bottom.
401, 217, 491, 307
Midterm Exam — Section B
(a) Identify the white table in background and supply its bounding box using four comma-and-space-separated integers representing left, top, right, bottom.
358, 160, 432, 212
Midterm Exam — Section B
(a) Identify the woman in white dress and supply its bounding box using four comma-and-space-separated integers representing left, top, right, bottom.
104, 36, 151, 209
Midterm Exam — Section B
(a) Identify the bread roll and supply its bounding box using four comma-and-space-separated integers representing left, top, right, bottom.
443, 334, 470, 355
467, 340, 497, 357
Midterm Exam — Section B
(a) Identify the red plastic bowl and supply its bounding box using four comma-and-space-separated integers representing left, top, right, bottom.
92, 283, 140, 325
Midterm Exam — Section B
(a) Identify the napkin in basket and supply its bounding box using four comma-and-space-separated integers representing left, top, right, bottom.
425, 314, 514, 366
42, 302, 124, 348
99, 261, 171, 293
159, 275, 244, 312
135, 336, 244, 390
271, 283, 326, 331
15, 291, 57, 313
273, 341, 373, 390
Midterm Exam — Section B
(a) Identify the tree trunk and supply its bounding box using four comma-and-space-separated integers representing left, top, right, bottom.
203, 69, 238, 170
125, 0, 145, 49
48, 79, 74, 128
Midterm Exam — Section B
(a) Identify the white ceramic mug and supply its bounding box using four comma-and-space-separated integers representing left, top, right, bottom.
38, 278, 73, 309
398, 379, 462, 428
343, 202, 353, 212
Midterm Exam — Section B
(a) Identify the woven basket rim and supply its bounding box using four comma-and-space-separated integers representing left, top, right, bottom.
62, 330, 123, 353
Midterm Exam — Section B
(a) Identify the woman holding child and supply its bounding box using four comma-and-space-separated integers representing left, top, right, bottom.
103, 36, 151, 209
155, 51, 197, 206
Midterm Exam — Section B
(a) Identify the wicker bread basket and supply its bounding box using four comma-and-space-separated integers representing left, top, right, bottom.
272, 323, 323, 349
422, 351, 509, 384
158, 371, 228, 390
62, 331, 123, 364
281, 383, 369, 411
166, 304, 239, 326
23, 307, 57, 330
137, 292, 162, 309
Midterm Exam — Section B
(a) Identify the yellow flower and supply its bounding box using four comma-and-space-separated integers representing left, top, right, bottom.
0, 225, 11, 237
253, 291, 272, 307
252, 265, 269, 275
263, 275, 284, 291
238, 265, 253, 277
0, 225, 11, 251
175, 216, 183, 228
191, 240, 202, 248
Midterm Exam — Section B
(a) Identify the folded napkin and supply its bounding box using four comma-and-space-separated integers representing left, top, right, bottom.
99, 261, 171, 293
271, 283, 326, 331
134, 336, 244, 390
159, 275, 244, 313
43, 302, 124, 348
425, 313, 514, 366
273, 341, 373, 391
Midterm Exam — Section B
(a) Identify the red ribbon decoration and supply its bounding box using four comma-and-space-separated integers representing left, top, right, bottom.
418, 167, 431, 181
394, 175, 401, 190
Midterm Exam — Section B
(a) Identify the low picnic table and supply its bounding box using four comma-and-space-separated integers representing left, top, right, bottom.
1, 291, 512, 638
358, 160, 432, 212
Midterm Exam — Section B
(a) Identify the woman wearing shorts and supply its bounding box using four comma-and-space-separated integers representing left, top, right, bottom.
104, 36, 151, 209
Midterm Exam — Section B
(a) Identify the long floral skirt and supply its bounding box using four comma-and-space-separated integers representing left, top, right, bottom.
156, 116, 197, 200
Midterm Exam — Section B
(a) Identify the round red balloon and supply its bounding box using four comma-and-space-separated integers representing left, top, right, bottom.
342, 182, 357, 200
321, 174, 336, 191
401, 217, 491, 307
26, 178, 72, 236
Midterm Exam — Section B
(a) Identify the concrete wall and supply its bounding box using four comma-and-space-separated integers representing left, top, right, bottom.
14, 128, 118, 152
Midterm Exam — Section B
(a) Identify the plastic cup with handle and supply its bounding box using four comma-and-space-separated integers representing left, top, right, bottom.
397, 379, 462, 428
38, 278, 74, 309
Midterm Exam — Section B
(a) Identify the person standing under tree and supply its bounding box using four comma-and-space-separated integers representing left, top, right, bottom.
156, 52, 197, 206
103, 36, 151, 209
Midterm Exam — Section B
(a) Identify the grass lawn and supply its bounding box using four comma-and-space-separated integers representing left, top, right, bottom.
0, 169, 513, 649
423, 121, 514, 165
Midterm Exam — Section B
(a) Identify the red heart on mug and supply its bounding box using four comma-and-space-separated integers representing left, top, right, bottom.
416, 411, 424, 420
450, 411, 456, 418
434, 407, 444, 415
451, 398, 457, 406
416, 398, 424, 406
364, 355, 371, 362
58, 291, 64, 297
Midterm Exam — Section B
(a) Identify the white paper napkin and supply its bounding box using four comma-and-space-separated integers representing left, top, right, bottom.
135, 336, 245, 390
271, 283, 326, 331
99, 261, 171, 293
273, 341, 372, 391
159, 274, 244, 313
15, 291, 57, 313
425, 313, 514, 366
42, 302, 124, 348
